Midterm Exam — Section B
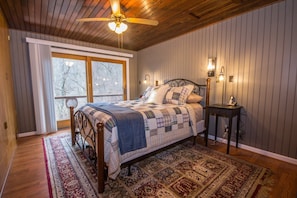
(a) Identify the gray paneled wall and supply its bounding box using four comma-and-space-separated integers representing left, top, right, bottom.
9, 30, 138, 134
138, 0, 297, 159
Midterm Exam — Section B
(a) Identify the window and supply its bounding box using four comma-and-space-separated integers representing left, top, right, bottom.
52, 53, 127, 129
91, 58, 127, 102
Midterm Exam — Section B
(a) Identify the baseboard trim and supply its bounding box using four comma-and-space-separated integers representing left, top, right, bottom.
208, 135, 297, 165
0, 147, 16, 197
17, 131, 37, 138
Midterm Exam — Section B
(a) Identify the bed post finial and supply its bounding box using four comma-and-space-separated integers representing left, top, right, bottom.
206, 78, 211, 106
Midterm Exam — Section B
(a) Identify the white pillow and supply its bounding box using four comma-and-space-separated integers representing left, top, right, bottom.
145, 84, 170, 104
165, 84, 194, 105
141, 86, 154, 100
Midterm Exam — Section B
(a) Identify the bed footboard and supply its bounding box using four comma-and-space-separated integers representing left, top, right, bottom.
70, 109, 105, 193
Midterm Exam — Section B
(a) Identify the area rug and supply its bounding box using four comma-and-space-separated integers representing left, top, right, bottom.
43, 134, 274, 197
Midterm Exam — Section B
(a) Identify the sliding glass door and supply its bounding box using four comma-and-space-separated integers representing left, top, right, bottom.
91, 58, 127, 102
52, 53, 127, 129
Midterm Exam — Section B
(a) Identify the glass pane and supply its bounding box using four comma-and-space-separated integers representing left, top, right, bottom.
92, 61, 123, 102
52, 57, 87, 121
93, 95, 123, 103
54, 97, 87, 121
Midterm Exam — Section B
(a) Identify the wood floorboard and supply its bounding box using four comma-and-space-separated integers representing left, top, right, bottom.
2, 130, 297, 198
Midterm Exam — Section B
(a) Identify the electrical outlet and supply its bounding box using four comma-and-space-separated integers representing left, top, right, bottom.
4, 122, 8, 129
223, 125, 229, 139
236, 130, 245, 140
223, 132, 227, 138
236, 130, 244, 135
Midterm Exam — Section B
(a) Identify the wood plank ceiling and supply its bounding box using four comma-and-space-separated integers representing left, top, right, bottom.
0, 0, 282, 51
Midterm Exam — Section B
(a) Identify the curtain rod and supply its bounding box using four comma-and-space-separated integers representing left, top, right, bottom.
25, 37, 133, 58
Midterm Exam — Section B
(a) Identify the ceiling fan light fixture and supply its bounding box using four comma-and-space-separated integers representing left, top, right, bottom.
109, 21, 127, 34
118, 22, 128, 32
78, 0, 157, 36
108, 22, 117, 31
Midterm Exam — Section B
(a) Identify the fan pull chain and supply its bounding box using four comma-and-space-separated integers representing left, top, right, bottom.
117, 33, 124, 48
121, 33, 123, 48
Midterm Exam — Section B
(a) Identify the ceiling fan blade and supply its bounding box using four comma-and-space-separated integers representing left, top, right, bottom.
125, 18, 159, 26
76, 17, 113, 22
109, 0, 121, 16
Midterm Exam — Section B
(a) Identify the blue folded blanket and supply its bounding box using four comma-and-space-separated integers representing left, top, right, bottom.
87, 103, 146, 154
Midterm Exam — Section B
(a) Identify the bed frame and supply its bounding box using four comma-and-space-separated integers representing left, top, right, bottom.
70, 78, 211, 193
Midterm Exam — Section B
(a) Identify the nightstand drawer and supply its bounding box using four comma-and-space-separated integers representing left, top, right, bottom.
208, 108, 227, 116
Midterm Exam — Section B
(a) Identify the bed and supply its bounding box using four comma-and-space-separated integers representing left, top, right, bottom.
70, 78, 210, 193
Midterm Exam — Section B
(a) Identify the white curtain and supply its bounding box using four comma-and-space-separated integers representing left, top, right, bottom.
28, 43, 57, 134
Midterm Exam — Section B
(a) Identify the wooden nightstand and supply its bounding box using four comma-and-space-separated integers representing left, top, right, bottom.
205, 104, 242, 154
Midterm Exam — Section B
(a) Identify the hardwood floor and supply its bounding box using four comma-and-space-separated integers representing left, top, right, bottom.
2, 130, 297, 198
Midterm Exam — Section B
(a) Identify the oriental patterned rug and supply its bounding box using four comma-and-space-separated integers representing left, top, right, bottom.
43, 134, 274, 198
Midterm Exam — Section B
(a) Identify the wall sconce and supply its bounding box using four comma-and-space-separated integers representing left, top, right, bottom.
143, 74, 150, 84
207, 57, 216, 77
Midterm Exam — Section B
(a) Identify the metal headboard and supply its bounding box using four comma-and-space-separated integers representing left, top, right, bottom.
164, 78, 210, 107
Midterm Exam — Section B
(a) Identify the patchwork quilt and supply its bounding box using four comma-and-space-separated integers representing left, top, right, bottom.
79, 99, 200, 179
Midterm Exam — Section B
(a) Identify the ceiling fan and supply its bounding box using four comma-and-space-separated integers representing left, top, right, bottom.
77, 0, 159, 34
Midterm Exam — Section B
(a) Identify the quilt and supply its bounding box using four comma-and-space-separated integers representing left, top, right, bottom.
79, 99, 200, 179
86, 103, 146, 155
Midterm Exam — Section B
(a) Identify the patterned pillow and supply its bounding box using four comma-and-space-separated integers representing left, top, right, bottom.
165, 84, 194, 105
145, 84, 170, 104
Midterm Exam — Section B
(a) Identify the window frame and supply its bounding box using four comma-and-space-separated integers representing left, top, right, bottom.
52, 52, 127, 129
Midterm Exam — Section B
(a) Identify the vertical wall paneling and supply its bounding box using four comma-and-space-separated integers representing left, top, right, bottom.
289, 0, 297, 158
215, 22, 223, 105
273, 2, 285, 154
259, 6, 271, 150
247, 10, 255, 147
284, 0, 297, 157
138, 0, 297, 159
243, 12, 252, 145
253, 8, 263, 149
277, 0, 292, 155
267, 4, 280, 152
265, 4, 278, 152
13, 30, 36, 131
236, 15, 244, 116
